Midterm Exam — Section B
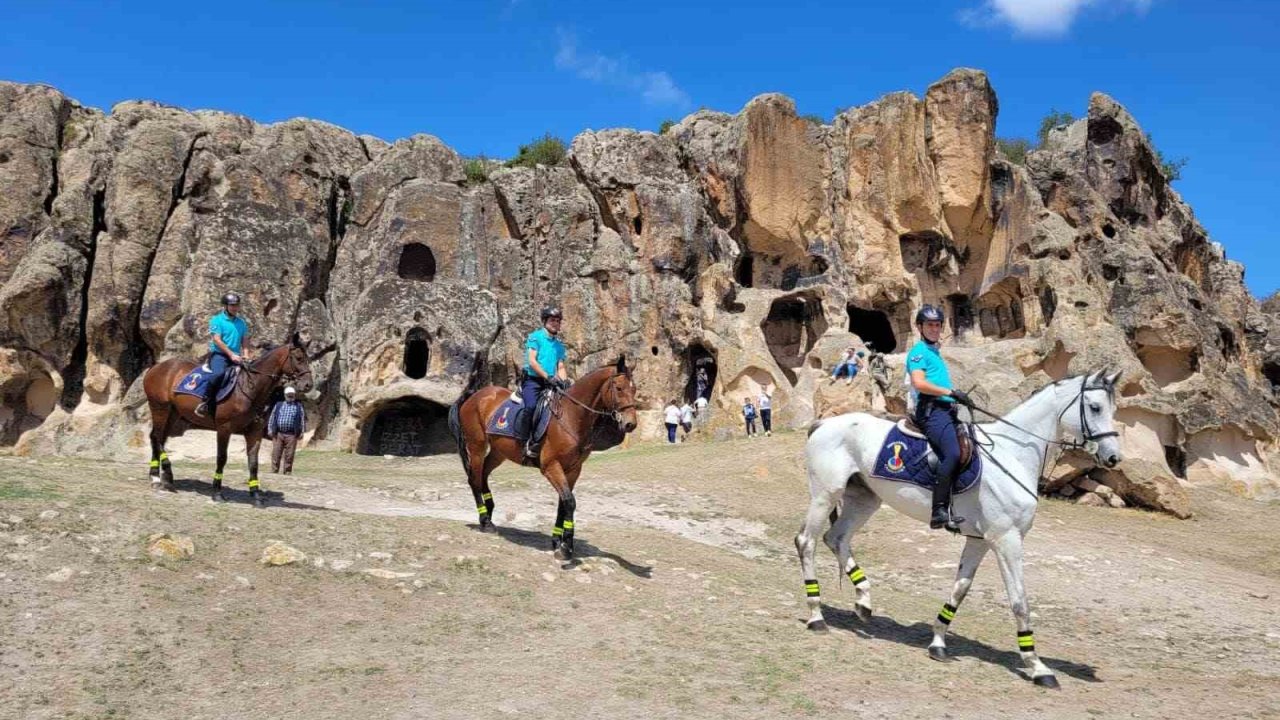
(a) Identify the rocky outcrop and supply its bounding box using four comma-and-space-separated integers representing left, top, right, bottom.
1, 71, 1277, 516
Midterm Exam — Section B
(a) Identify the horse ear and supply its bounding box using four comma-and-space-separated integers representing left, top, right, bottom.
1107, 370, 1123, 388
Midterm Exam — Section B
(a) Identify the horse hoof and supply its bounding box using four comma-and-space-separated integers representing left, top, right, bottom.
854, 604, 872, 622
477, 521, 496, 533
807, 620, 830, 634
253, 497, 267, 509
554, 546, 573, 561
928, 646, 950, 663
1033, 675, 1061, 689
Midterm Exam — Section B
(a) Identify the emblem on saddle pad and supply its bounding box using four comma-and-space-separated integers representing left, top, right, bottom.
496, 407, 510, 430
886, 442, 907, 473
183, 374, 200, 390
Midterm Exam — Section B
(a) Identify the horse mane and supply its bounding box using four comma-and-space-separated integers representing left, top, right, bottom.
1024, 371, 1113, 404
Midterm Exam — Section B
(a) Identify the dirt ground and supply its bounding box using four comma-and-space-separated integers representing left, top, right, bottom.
2, 431, 1279, 720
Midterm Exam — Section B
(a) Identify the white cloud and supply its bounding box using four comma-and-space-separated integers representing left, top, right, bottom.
555, 29, 692, 109
961, 0, 1153, 37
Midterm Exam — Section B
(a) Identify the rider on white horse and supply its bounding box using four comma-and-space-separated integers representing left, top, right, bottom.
906, 304, 974, 531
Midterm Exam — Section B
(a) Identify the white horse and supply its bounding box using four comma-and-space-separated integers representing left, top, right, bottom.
795, 370, 1123, 688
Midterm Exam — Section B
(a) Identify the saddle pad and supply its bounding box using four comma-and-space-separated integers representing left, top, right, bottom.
870, 425, 981, 494
174, 363, 239, 403
485, 395, 552, 443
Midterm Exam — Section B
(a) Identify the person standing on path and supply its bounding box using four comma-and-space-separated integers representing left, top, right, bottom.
679, 400, 695, 439
663, 401, 681, 444
267, 386, 306, 474
742, 397, 757, 437
757, 389, 773, 436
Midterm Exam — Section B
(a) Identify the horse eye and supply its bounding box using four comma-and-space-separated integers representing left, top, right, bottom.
1089, 403, 1101, 413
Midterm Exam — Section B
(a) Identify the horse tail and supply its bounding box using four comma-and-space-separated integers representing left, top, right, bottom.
448, 392, 474, 484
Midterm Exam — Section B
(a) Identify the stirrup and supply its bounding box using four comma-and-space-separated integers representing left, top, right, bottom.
195, 402, 210, 418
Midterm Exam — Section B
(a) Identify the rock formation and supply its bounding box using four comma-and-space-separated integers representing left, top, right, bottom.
1, 70, 1277, 516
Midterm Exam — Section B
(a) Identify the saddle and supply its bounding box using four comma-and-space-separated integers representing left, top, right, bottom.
895, 416, 973, 468
871, 415, 982, 494
485, 388, 555, 447
174, 362, 240, 403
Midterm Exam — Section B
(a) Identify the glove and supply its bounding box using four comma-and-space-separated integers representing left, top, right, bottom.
950, 389, 973, 407
552, 378, 570, 391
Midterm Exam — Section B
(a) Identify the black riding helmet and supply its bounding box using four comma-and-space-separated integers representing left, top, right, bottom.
222, 292, 242, 306
540, 306, 563, 322
915, 304, 944, 325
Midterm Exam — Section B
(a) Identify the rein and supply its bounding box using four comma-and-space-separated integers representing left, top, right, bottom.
548, 371, 635, 453
964, 378, 1118, 501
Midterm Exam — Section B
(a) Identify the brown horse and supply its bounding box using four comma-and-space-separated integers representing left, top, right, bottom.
448, 355, 638, 560
141, 334, 314, 507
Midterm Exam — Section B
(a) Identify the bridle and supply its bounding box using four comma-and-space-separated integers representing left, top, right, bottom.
234, 346, 312, 401
556, 371, 637, 425
969, 376, 1117, 455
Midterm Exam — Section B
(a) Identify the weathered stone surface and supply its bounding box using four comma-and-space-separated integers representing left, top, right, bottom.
260, 542, 306, 566
147, 533, 194, 560
0, 73, 1276, 507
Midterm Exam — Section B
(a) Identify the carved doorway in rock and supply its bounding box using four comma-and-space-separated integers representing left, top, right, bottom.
846, 304, 897, 353
403, 328, 430, 379
762, 294, 827, 385
398, 243, 437, 282
357, 397, 454, 456
683, 344, 718, 402
0, 370, 57, 446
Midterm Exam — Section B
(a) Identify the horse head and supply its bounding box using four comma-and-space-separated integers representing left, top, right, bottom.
282, 332, 315, 394
606, 354, 638, 434
1069, 368, 1123, 468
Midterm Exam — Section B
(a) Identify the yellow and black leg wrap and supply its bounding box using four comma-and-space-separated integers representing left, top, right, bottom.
212, 472, 224, 483
1017, 630, 1035, 653
481, 492, 493, 502
562, 520, 574, 538
247, 477, 260, 491
477, 503, 488, 516
149, 460, 161, 471
937, 603, 958, 626
551, 523, 564, 538
847, 564, 867, 586
804, 579, 821, 598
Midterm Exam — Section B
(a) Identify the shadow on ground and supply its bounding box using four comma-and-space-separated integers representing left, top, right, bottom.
821, 604, 1100, 683
169, 477, 336, 512
470, 522, 653, 578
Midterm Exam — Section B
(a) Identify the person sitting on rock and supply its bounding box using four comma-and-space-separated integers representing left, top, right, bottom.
521, 306, 568, 457
906, 304, 974, 531
197, 292, 251, 418
830, 347, 862, 385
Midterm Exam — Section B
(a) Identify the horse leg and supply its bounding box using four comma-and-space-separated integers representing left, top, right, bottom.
541, 460, 576, 561
245, 426, 266, 508
159, 409, 177, 489
468, 447, 501, 532
148, 405, 169, 492
211, 428, 230, 502
991, 532, 1059, 688
825, 478, 881, 622
557, 465, 583, 560
795, 428, 856, 633
551, 497, 566, 553
927, 536, 989, 662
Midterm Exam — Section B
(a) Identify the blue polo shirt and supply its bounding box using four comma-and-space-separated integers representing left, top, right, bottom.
905, 339, 954, 404
209, 311, 249, 355
524, 327, 566, 377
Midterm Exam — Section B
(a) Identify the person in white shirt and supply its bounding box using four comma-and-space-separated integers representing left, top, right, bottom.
694, 395, 708, 414
757, 389, 773, 437
679, 401, 695, 439
663, 402, 681, 443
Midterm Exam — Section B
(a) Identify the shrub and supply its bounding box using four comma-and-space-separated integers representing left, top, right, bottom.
800, 113, 825, 125
463, 156, 492, 186
1037, 108, 1076, 145
996, 137, 1032, 164
506, 133, 567, 169
1150, 140, 1187, 182
658, 119, 675, 134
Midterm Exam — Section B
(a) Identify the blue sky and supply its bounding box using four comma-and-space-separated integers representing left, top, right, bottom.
3, 1, 1276, 296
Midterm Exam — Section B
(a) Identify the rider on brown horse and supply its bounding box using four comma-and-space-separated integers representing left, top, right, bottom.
197, 292, 251, 418
521, 306, 568, 457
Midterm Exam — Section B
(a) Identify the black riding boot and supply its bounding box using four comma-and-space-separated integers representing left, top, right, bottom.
196, 377, 221, 418
930, 474, 965, 531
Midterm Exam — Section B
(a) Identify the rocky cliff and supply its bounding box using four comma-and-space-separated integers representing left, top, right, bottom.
2, 70, 1277, 514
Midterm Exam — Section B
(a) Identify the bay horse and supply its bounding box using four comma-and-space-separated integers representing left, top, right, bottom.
141, 334, 315, 507
796, 370, 1123, 688
448, 355, 638, 560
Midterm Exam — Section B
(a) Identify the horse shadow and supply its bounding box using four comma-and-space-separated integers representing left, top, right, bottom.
821, 604, 1100, 683
168, 477, 336, 512
474, 522, 653, 579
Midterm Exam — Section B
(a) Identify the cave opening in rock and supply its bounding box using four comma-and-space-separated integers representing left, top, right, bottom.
403, 328, 430, 379
1164, 444, 1188, 479
683, 344, 718, 402
357, 397, 454, 456
946, 294, 975, 338
0, 372, 57, 446
734, 253, 754, 288
397, 243, 437, 282
1135, 343, 1198, 387
976, 278, 1027, 339
1038, 285, 1057, 324
763, 295, 827, 385
1263, 359, 1280, 390
1218, 325, 1239, 361
846, 305, 897, 353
